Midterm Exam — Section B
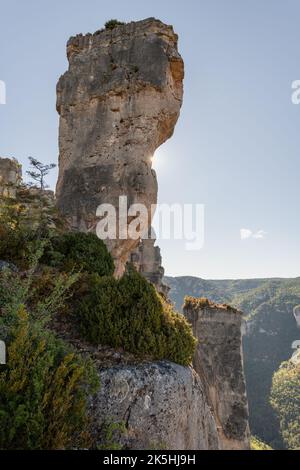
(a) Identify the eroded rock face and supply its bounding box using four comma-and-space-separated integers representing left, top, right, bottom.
128, 232, 170, 296
90, 361, 220, 450
183, 299, 250, 450
0, 157, 21, 197
56, 18, 184, 276
293, 305, 300, 327
0, 156, 56, 230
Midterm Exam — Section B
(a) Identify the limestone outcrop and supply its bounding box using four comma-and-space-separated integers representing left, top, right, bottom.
0, 156, 55, 228
86, 297, 250, 450
129, 234, 170, 296
56, 18, 184, 276
183, 298, 250, 450
0, 157, 21, 197
90, 361, 220, 450
293, 305, 300, 327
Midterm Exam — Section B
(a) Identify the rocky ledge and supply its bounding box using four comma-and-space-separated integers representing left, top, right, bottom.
90, 361, 220, 450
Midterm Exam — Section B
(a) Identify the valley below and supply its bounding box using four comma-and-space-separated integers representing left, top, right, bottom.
165, 276, 300, 449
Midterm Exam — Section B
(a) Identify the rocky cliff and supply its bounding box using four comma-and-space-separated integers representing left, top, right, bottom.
183, 298, 250, 450
129, 234, 170, 296
90, 361, 220, 450
0, 157, 55, 229
56, 18, 184, 277
86, 296, 250, 450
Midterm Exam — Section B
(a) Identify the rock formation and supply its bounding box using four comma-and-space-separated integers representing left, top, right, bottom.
293, 305, 300, 327
0, 20, 252, 449
0, 156, 55, 228
183, 298, 250, 450
87, 297, 250, 450
129, 233, 170, 296
0, 157, 21, 198
56, 18, 184, 276
90, 361, 220, 450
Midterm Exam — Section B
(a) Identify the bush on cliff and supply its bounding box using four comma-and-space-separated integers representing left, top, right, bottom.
250, 436, 273, 450
0, 307, 98, 450
0, 224, 46, 270
0, 266, 99, 450
41, 232, 114, 277
76, 268, 197, 366
105, 19, 125, 30
270, 358, 300, 450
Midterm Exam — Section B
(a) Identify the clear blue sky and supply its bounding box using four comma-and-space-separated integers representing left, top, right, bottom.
1, 0, 300, 279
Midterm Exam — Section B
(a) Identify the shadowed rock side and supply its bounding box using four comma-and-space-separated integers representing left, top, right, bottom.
90, 361, 220, 450
183, 298, 250, 450
129, 233, 170, 296
56, 18, 184, 276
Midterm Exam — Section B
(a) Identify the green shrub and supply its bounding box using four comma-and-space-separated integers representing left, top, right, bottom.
0, 224, 44, 270
77, 269, 196, 365
0, 306, 98, 450
270, 359, 300, 449
184, 296, 210, 309
0, 254, 99, 450
0, 224, 24, 267
250, 436, 273, 450
105, 19, 125, 30
41, 232, 114, 277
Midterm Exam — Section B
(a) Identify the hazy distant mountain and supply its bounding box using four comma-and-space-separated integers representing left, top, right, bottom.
165, 275, 300, 449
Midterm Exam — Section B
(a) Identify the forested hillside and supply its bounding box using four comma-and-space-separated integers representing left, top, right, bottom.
165, 276, 300, 449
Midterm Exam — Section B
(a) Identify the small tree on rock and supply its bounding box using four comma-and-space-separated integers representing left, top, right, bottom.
26, 157, 56, 190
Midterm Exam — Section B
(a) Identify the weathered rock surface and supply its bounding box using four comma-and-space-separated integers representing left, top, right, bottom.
0, 156, 56, 227
129, 231, 170, 296
82, 300, 250, 450
184, 298, 250, 450
293, 305, 300, 327
56, 18, 184, 276
90, 361, 220, 450
0, 157, 21, 197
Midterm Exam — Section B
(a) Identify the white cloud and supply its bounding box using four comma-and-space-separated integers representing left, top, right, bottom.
252, 230, 267, 240
240, 228, 253, 240
240, 228, 267, 240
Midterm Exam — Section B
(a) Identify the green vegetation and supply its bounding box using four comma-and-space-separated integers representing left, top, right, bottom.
26, 157, 56, 191
0, 158, 198, 448
41, 231, 114, 277
271, 358, 300, 450
98, 422, 126, 450
105, 19, 125, 30
184, 296, 210, 309
0, 162, 63, 270
250, 436, 273, 450
77, 268, 197, 365
166, 275, 300, 449
0, 261, 98, 450
0, 161, 101, 449
184, 295, 240, 313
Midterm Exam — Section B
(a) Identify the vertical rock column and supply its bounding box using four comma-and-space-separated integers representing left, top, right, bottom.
56, 18, 184, 276
184, 298, 250, 450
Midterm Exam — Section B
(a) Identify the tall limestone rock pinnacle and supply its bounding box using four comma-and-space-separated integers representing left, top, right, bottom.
56, 18, 184, 276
